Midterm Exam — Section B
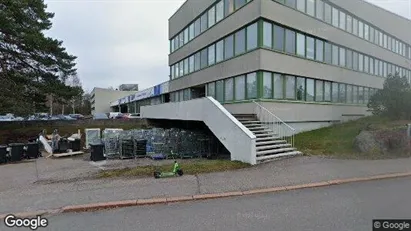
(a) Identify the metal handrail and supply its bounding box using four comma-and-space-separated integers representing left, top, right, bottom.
252, 100, 296, 147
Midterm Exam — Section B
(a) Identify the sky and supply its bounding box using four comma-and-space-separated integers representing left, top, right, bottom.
44, 0, 411, 93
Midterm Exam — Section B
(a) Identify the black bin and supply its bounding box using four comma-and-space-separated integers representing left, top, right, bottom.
90, 143, 105, 161
69, 139, 81, 152
8, 143, 25, 162
0, 145, 7, 164
26, 142, 40, 159
58, 139, 69, 153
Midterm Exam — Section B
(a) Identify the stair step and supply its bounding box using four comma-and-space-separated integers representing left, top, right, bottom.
255, 133, 277, 137
256, 140, 287, 146
232, 114, 256, 117
252, 130, 273, 134
257, 147, 296, 156
248, 126, 266, 131
256, 137, 280, 142
256, 143, 291, 151
256, 151, 303, 162
240, 120, 261, 124
244, 124, 264, 128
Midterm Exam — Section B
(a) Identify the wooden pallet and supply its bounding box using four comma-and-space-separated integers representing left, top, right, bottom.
52, 151, 84, 158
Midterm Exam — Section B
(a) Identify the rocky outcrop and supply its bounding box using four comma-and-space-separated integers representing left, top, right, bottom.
353, 129, 409, 155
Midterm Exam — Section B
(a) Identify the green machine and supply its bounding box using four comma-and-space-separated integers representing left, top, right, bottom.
154, 161, 184, 179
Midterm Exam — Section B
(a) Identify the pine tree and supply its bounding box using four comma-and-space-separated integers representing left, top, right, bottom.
0, 0, 81, 115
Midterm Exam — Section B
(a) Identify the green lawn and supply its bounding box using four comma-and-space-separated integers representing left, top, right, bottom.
294, 116, 410, 158
98, 159, 250, 178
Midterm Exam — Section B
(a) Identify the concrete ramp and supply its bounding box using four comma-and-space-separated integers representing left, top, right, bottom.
140, 97, 257, 165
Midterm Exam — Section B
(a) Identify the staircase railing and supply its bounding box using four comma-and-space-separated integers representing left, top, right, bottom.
253, 101, 296, 147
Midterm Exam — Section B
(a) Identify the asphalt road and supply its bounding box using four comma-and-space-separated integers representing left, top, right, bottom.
2, 177, 411, 231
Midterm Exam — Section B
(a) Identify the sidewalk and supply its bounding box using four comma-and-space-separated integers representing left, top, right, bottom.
1, 156, 411, 214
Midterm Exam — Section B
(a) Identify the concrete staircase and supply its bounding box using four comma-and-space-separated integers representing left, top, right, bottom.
233, 114, 302, 163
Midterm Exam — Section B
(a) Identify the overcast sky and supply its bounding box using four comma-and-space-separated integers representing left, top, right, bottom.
44, 0, 411, 93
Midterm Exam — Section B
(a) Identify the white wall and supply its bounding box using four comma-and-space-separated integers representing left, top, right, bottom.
140, 97, 257, 165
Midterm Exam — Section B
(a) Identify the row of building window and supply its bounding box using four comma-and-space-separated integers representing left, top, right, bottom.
170, 22, 258, 79
170, 20, 411, 81
275, 0, 411, 60
204, 71, 377, 104
170, 0, 252, 53
262, 21, 411, 80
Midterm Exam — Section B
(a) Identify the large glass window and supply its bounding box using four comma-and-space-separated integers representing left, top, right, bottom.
189, 24, 194, 41
246, 73, 257, 99
307, 0, 315, 16
207, 82, 215, 98
247, 23, 258, 50
339, 84, 346, 103
364, 24, 369, 40
346, 85, 353, 104
332, 7, 339, 27
353, 85, 358, 104
234, 29, 246, 55
208, 6, 216, 28
179, 61, 183, 76
306, 79, 315, 101
324, 3, 332, 24
324, 42, 332, 64
274, 25, 285, 51
316, 0, 324, 20
224, 0, 234, 16
332, 82, 339, 103
224, 78, 234, 101
358, 21, 364, 38
194, 52, 201, 71
297, 0, 305, 12
332, 45, 339, 66
263, 72, 273, 99
234, 0, 246, 10
235, 75, 245, 100
353, 52, 358, 70
285, 75, 296, 99
364, 56, 369, 73
200, 48, 208, 69
274, 74, 284, 99
353, 18, 358, 36
315, 39, 324, 62
208, 44, 216, 65
224, 35, 234, 59
296, 33, 305, 57
184, 28, 189, 44
358, 86, 364, 104
324, 81, 331, 101
285, 0, 296, 8
339, 11, 346, 30
364, 88, 370, 103
306, 36, 315, 60
315, 80, 324, 102
184, 58, 189, 75
296, 77, 305, 101
216, 80, 224, 102
285, 29, 296, 55
263, 21, 272, 48
200, 14, 208, 33
194, 18, 201, 37
358, 54, 364, 72
175, 64, 179, 78
189, 55, 194, 73
216, 40, 224, 63
346, 50, 353, 69
339, 47, 346, 67
346, 15, 352, 33
216, 1, 224, 22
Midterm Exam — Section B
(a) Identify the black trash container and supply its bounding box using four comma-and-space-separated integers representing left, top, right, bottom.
0, 145, 7, 164
58, 138, 69, 153
69, 139, 81, 152
26, 142, 40, 159
90, 143, 105, 162
8, 143, 25, 162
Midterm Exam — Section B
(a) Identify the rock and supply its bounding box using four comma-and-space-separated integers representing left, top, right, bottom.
353, 130, 384, 154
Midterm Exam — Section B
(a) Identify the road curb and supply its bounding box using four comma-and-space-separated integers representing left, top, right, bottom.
1, 171, 411, 218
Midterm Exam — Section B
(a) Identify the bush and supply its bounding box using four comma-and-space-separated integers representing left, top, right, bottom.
368, 73, 411, 119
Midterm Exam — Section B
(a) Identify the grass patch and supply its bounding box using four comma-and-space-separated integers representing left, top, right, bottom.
294, 116, 411, 158
98, 159, 250, 178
